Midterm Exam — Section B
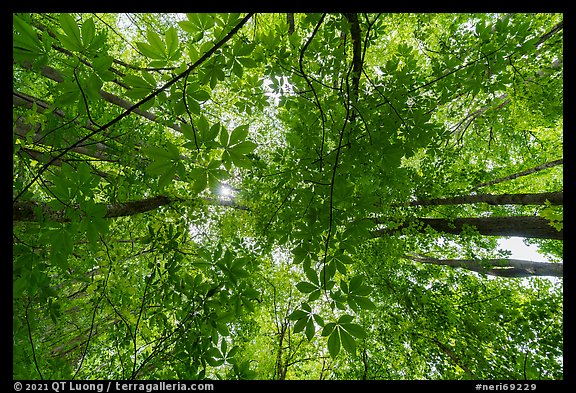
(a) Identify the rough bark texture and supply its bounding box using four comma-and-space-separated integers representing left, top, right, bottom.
287, 13, 295, 35
404, 191, 562, 207
374, 216, 563, 240
104, 196, 174, 218
405, 255, 563, 278
13, 196, 175, 223
343, 13, 362, 102
13, 196, 248, 223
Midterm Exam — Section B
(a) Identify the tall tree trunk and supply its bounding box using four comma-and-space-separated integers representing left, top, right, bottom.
374, 216, 563, 240
403, 191, 562, 207
13, 195, 248, 223
286, 13, 295, 35
13, 196, 176, 222
405, 255, 563, 278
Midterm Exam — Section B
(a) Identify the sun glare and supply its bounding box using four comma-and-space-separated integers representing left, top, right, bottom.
219, 184, 233, 197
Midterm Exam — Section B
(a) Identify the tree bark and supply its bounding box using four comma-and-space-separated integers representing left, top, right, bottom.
18, 62, 185, 136
343, 13, 362, 102
405, 255, 563, 278
287, 13, 295, 35
13, 196, 248, 223
13, 196, 175, 223
403, 191, 562, 207
374, 216, 563, 240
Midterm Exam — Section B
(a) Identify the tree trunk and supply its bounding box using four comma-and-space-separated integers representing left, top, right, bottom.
374, 216, 563, 240
405, 255, 563, 278
13, 196, 175, 222
13, 196, 248, 223
403, 191, 562, 207
287, 13, 295, 35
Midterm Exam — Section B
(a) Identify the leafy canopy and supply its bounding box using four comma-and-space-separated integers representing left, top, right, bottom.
13, 12, 562, 380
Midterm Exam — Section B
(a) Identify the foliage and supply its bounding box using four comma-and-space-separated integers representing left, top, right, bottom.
12, 12, 562, 380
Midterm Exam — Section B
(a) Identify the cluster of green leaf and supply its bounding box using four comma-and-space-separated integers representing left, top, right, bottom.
13, 12, 562, 380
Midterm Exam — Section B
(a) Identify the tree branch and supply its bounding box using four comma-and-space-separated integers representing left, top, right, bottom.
14, 13, 254, 204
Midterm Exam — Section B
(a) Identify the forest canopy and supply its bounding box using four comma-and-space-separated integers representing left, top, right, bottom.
12, 12, 563, 380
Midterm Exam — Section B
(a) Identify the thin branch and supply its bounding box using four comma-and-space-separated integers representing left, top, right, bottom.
264, 188, 295, 232
25, 299, 43, 380
536, 21, 563, 47
72, 238, 113, 379
408, 43, 507, 95
14, 13, 254, 204
322, 60, 353, 289
182, 69, 200, 151
73, 67, 102, 128
298, 13, 327, 171
132, 265, 155, 378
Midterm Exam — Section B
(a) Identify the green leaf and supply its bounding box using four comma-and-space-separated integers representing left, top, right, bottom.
165, 141, 180, 158
189, 89, 210, 102
146, 157, 173, 176
137, 42, 164, 60
341, 323, 367, 339
229, 150, 252, 169
321, 322, 336, 337
304, 266, 319, 285
232, 61, 243, 78
143, 144, 180, 161
178, 20, 197, 34
206, 357, 224, 367
287, 309, 308, 321
231, 141, 257, 155
13, 15, 44, 61
337, 253, 355, 265
81, 18, 96, 47
230, 141, 258, 155
13, 15, 41, 48
123, 75, 154, 89
327, 329, 341, 358
296, 281, 318, 294
229, 125, 249, 146
180, 123, 197, 143
238, 57, 257, 68
308, 289, 321, 302
58, 14, 82, 50
338, 314, 354, 324
219, 127, 229, 147
92, 54, 113, 73
351, 295, 376, 310
305, 318, 316, 341
158, 164, 177, 189
165, 26, 179, 57
339, 328, 356, 354
293, 316, 308, 333
147, 29, 166, 56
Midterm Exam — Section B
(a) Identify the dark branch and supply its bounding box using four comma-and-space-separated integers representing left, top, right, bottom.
14, 13, 254, 204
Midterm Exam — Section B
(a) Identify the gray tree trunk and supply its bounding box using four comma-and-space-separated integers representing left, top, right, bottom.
403, 191, 562, 207
374, 216, 563, 240
405, 255, 563, 278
